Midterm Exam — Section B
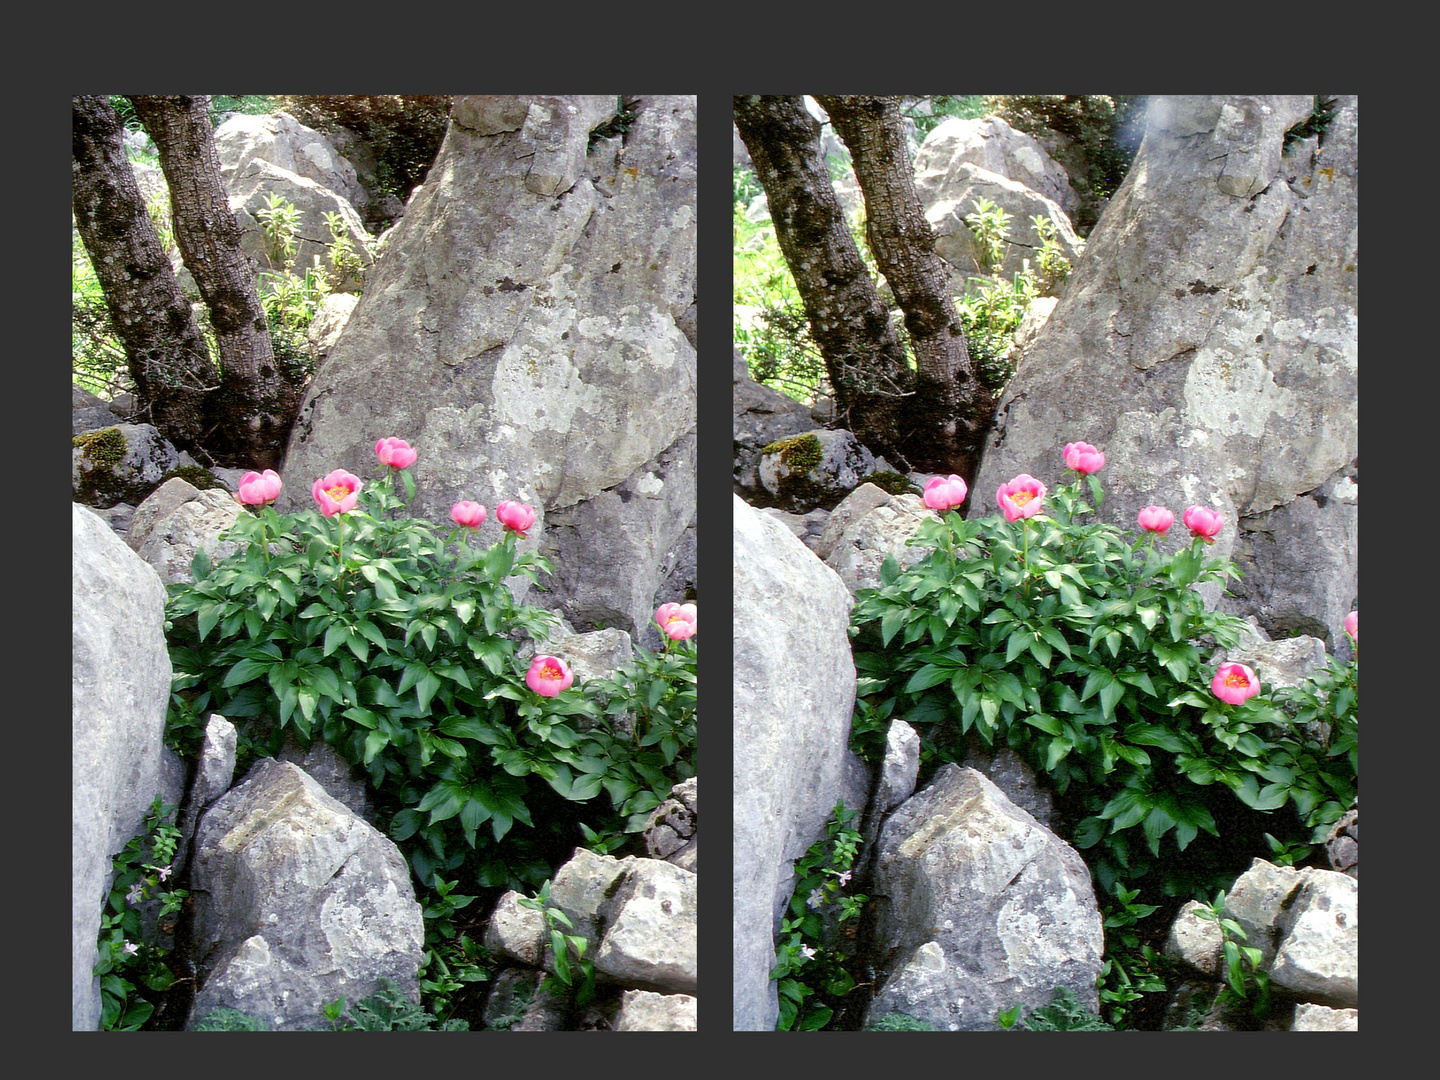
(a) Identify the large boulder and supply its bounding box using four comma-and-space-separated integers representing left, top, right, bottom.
73, 504, 182, 1030
73, 424, 181, 510
277, 95, 696, 647
214, 111, 370, 215
733, 495, 856, 1030
914, 115, 1081, 223
126, 478, 245, 586
973, 96, 1357, 653
865, 765, 1104, 1031
185, 759, 426, 1031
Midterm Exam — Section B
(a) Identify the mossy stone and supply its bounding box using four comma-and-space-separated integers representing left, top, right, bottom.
73, 426, 132, 506
161, 464, 226, 492
864, 470, 920, 497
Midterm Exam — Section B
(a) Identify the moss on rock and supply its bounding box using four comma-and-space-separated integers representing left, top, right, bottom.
864, 470, 920, 497
161, 464, 226, 492
72, 426, 129, 467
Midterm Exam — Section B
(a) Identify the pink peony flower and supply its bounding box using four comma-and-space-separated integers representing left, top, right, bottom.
236, 469, 282, 506
923, 474, 969, 513
1137, 505, 1174, 536
312, 470, 362, 517
375, 437, 417, 469
1063, 441, 1105, 474
1183, 505, 1223, 544
1211, 662, 1260, 705
451, 500, 486, 529
496, 500, 536, 539
996, 474, 1047, 522
1344, 610, 1357, 642
525, 654, 574, 697
655, 602, 698, 641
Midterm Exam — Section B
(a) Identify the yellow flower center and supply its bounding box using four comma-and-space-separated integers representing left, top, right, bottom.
326, 485, 349, 502
1010, 491, 1034, 507
542, 664, 563, 680
1225, 672, 1250, 688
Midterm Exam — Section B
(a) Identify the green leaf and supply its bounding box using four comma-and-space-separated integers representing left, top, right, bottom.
905, 663, 954, 693
222, 657, 269, 688
879, 553, 900, 586
879, 607, 908, 648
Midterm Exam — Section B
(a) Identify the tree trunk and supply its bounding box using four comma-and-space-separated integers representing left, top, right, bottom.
733, 95, 917, 466
72, 95, 216, 452
817, 95, 994, 477
128, 95, 300, 470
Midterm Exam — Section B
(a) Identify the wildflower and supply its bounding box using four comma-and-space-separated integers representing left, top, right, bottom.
157, 865, 172, 883
375, 437, 417, 469
1183, 505, 1223, 544
122, 941, 139, 957
1344, 610, 1357, 642
1063, 441, 1105, 474
525, 655, 574, 697
922, 474, 968, 512
836, 869, 852, 887
807, 887, 826, 910
496, 501, 536, 539
800, 945, 817, 961
654, 602, 698, 641
1211, 662, 1260, 705
450, 500, 487, 529
312, 470, 362, 516
125, 884, 144, 906
1137, 506, 1174, 535
236, 469, 282, 506
996, 474, 1047, 522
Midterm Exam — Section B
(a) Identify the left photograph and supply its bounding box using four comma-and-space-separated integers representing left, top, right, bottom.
73, 94, 697, 1031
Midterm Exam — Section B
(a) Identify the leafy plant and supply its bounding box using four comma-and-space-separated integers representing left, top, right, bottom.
1283, 96, 1340, 153
1031, 213, 1074, 292
165, 449, 696, 931
92, 797, 187, 1030
770, 802, 869, 1031
848, 454, 1358, 912
516, 879, 597, 1008
964, 196, 1012, 273
997, 986, 1116, 1031
324, 978, 469, 1030
954, 268, 1039, 393
193, 1007, 270, 1031
866, 1011, 938, 1031
1191, 891, 1271, 1018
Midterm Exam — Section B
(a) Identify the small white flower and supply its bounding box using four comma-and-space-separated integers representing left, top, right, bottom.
157, 865, 172, 882
837, 869, 852, 887
800, 945, 817, 961
122, 941, 139, 957
125, 884, 144, 905
806, 887, 826, 910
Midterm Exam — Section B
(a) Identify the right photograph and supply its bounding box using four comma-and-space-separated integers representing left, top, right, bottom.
733, 95, 1357, 1032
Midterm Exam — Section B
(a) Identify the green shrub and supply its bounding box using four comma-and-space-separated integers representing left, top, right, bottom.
848, 463, 1357, 908
165, 459, 695, 905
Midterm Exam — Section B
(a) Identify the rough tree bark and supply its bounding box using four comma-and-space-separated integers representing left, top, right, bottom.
128, 95, 302, 470
735, 94, 994, 478
72, 95, 216, 452
816, 95, 994, 476
733, 95, 916, 467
